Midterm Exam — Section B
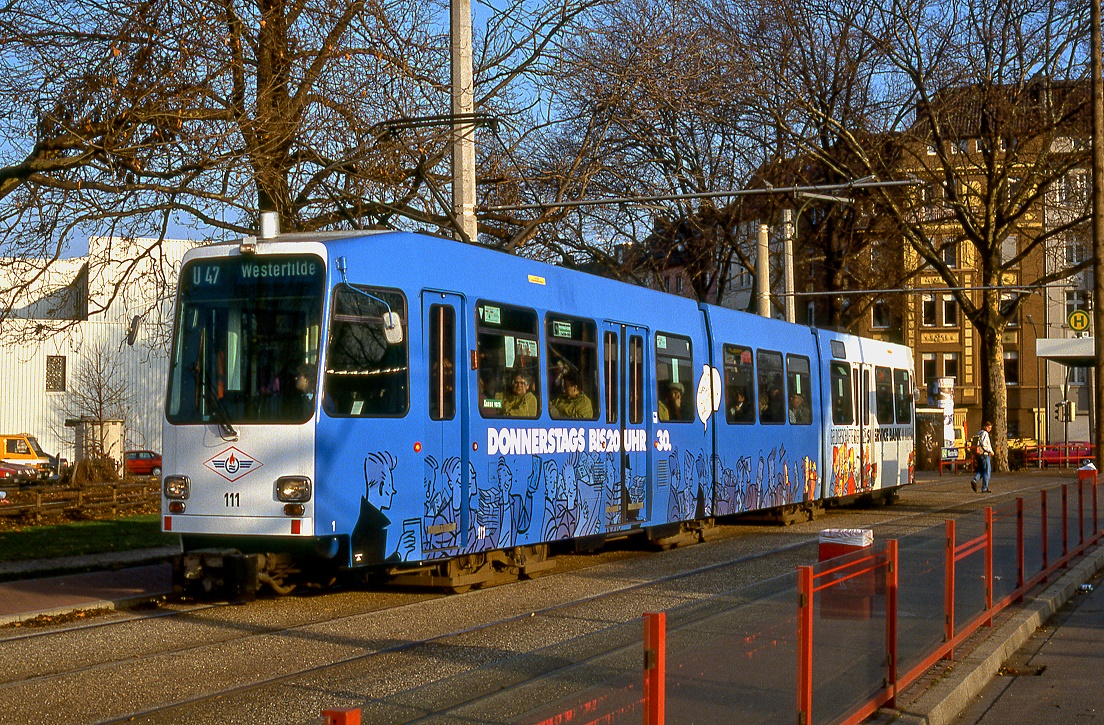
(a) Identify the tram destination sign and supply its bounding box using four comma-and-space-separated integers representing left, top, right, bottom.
183, 254, 323, 296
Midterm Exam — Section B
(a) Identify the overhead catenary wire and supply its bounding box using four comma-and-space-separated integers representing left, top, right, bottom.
781, 283, 1068, 297
482, 178, 919, 213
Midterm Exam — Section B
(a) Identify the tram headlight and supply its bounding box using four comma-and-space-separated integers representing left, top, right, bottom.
276, 475, 312, 502
163, 475, 190, 500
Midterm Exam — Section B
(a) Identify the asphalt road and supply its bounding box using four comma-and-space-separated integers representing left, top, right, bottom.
0, 471, 1077, 725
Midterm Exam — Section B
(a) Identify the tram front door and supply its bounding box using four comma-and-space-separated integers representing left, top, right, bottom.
421, 291, 469, 554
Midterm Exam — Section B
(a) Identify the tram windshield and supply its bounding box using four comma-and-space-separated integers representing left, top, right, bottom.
166, 254, 326, 425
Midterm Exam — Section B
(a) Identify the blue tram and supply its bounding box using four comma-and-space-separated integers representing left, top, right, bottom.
162, 229, 915, 593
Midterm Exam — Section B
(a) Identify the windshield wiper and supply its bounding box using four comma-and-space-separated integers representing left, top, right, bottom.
190, 363, 239, 441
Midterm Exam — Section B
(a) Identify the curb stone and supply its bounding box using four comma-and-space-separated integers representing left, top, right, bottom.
0, 544, 180, 582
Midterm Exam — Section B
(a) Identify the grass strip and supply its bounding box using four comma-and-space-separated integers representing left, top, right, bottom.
0, 514, 176, 562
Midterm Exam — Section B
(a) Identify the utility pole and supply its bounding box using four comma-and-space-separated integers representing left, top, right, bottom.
757, 224, 771, 318
451, 0, 478, 243
782, 209, 796, 323
1093, 0, 1104, 467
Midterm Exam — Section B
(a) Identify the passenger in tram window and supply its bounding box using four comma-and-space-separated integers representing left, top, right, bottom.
788, 392, 811, 425
286, 363, 317, 416
551, 372, 593, 419
658, 382, 686, 422
498, 372, 538, 417
761, 379, 785, 423
727, 387, 753, 422
548, 360, 569, 399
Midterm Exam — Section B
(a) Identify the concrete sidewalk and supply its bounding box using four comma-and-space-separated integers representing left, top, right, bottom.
950, 563, 1104, 723
0, 547, 176, 627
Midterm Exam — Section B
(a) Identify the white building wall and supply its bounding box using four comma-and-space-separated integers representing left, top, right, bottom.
0, 237, 198, 460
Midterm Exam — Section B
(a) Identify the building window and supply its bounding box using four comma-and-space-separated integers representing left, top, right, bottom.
1000, 293, 1018, 326
1062, 170, 1089, 206
1001, 235, 1019, 266
1004, 351, 1019, 385
46, 355, 66, 392
806, 301, 816, 327
952, 138, 970, 154
664, 276, 671, 292
922, 353, 937, 389
943, 352, 959, 381
676, 276, 683, 294
1065, 236, 1087, 267
922, 184, 945, 220
1070, 366, 1088, 385
922, 294, 936, 326
941, 241, 957, 268
1066, 291, 1087, 321
942, 295, 957, 326
871, 299, 891, 329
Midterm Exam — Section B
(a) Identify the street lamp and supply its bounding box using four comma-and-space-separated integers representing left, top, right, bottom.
1026, 314, 1045, 468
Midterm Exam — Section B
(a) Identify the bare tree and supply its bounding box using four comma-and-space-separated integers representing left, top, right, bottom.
54, 340, 137, 480
711, 0, 1092, 469
489, 0, 765, 286
0, 0, 608, 337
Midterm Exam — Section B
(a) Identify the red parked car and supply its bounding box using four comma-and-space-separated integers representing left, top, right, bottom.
0, 461, 35, 483
124, 450, 162, 477
1024, 442, 1095, 468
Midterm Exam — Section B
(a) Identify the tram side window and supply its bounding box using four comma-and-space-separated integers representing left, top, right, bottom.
831, 361, 854, 425
724, 344, 756, 423
323, 286, 408, 417
875, 366, 895, 424
786, 355, 812, 425
604, 331, 618, 424
656, 333, 693, 422
893, 369, 913, 424
429, 304, 455, 421
757, 350, 785, 424
547, 315, 599, 420
477, 302, 540, 419
629, 335, 644, 424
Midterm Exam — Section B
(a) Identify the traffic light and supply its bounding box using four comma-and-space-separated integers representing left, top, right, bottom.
1054, 401, 1076, 421
1055, 402, 1065, 421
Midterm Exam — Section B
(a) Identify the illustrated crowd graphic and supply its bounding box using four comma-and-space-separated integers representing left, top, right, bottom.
354, 440, 875, 562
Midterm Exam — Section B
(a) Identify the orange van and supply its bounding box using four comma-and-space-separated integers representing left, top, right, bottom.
0, 433, 54, 479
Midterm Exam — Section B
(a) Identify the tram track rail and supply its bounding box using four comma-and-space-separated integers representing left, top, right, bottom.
0, 473, 1029, 650
0, 474, 1079, 725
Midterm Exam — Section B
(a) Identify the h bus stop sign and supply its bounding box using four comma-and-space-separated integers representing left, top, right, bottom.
1068, 308, 1091, 333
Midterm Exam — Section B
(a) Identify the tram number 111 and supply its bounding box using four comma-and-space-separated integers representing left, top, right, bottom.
224, 492, 240, 508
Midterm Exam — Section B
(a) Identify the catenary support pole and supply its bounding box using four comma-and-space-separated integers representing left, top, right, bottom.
783, 209, 796, 323
1091, 0, 1103, 467
451, 0, 477, 243
757, 223, 771, 318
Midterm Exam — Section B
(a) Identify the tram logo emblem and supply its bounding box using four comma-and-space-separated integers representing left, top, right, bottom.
205, 447, 262, 482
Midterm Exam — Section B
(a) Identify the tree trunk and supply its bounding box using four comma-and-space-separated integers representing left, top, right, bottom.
980, 325, 1009, 472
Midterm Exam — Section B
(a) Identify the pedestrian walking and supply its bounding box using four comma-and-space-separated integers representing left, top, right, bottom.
971, 421, 994, 493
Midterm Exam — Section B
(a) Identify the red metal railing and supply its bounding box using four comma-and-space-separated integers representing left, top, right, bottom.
642, 472, 1101, 725
823, 472, 1100, 725
317, 473, 1102, 725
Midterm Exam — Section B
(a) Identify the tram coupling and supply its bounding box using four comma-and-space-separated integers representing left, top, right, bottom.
173, 549, 301, 601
